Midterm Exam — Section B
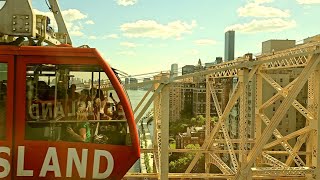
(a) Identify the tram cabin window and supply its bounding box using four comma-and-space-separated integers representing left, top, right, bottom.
25, 64, 129, 145
0, 63, 7, 140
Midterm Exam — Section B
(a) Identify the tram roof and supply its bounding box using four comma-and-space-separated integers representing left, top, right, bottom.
0, 45, 100, 58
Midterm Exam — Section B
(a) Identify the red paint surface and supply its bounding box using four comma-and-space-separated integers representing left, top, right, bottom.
0, 46, 140, 179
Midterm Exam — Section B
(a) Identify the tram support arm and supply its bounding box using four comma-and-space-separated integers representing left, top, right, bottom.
47, 0, 72, 45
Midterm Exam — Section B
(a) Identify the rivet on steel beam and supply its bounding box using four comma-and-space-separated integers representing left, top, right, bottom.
13, 28, 16, 31
25, 22, 29, 25
13, 22, 16, 25
13, 16, 16, 19
26, 16, 29, 19
25, 29, 29, 32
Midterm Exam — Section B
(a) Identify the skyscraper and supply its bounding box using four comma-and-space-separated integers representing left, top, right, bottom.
224, 30, 235, 61
170, 63, 178, 78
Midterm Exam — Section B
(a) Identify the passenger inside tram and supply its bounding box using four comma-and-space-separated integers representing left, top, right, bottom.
0, 82, 6, 140
24, 64, 129, 145
68, 84, 79, 101
64, 101, 91, 142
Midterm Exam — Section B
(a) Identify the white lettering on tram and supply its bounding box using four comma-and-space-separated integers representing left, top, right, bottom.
29, 101, 78, 120
17, 146, 33, 176
0, 146, 114, 178
93, 150, 114, 179
42, 103, 53, 119
39, 147, 61, 177
0, 147, 10, 178
66, 148, 88, 178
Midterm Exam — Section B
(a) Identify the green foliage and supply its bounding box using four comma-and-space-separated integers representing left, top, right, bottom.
168, 114, 218, 173
212, 116, 218, 124
169, 144, 205, 173
169, 115, 206, 136
141, 122, 152, 173
191, 115, 205, 126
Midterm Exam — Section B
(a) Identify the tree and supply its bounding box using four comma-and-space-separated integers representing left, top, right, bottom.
212, 116, 218, 124
169, 144, 205, 173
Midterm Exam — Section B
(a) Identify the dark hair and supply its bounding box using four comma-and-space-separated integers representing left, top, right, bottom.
81, 89, 89, 96
89, 88, 96, 97
96, 89, 105, 101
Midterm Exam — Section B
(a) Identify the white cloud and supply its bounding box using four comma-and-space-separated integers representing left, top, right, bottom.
62, 9, 87, 22
103, 34, 119, 39
238, 3, 290, 17
85, 20, 95, 25
147, 43, 168, 48
117, 51, 136, 56
70, 31, 84, 36
194, 39, 217, 46
226, 18, 296, 33
120, 42, 138, 48
249, 0, 274, 4
34, 8, 91, 37
117, 0, 137, 6
88, 36, 97, 39
297, 0, 320, 4
120, 20, 197, 39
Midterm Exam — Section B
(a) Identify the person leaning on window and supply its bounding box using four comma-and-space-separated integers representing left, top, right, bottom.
65, 103, 91, 142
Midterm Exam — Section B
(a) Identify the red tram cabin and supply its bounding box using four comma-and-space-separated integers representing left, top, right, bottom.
0, 46, 140, 179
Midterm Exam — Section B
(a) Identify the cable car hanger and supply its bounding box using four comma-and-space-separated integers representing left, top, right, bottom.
0, 0, 71, 46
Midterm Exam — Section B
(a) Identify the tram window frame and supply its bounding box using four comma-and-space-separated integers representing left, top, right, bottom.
24, 63, 129, 145
0, 63, 7, 140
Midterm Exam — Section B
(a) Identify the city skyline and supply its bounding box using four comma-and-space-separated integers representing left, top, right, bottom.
31, 0, 320, 76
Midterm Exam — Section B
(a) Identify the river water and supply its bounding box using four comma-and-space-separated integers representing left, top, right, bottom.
126, 89, 153, 173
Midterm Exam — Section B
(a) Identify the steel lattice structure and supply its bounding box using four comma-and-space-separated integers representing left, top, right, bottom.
124, 40, 320, 180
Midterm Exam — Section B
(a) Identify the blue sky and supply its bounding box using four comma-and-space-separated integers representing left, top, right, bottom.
32, 0, 320, 77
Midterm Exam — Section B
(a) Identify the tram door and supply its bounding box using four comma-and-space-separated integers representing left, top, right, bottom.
0, 55, 14, 180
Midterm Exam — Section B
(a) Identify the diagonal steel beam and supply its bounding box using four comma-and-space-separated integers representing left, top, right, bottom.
264, 126, 312, 149
234, 54, 320, 179
135, 83, 165, 124
286, 133, 309, 166
185, 66, 259, 173
134, 85, 154, 114
261, 152, 288, 168
209, 83, 223, 117
209, 153, 235, 175
209, 83, 239, 171
221, 125, 239, 171
259, 113, 306, 167
185, 80, 241, 173
260, 72, 315, 121
260, 78, 297, 110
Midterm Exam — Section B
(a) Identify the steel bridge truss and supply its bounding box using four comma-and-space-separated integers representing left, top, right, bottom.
124, 40, 320, 180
